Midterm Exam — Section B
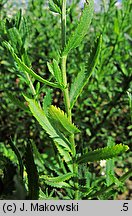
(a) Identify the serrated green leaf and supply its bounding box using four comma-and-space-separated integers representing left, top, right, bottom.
70, 35, 102, 109
77, 144, 129, 164
47, 59, 63, 86
42, 173, 73, 183
63, 1, 94, 55
23, 96, 72, 152
3, 41, 60, 89
44, 181, 71, 188
48, 105, 80, 135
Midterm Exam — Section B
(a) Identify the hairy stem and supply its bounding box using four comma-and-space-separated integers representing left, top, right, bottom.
61, 0, 78, 199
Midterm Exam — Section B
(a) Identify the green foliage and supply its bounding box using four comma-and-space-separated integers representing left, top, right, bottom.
0, 0, 131, 200
106, 137, 115, 186
70, 36, 102, 109
47, 59, 63, 87
63, 0, 94, 55
23, 95, 72, 152
48, 105, 80, 135
77, 144, 129, 164
3, 41, 60, 88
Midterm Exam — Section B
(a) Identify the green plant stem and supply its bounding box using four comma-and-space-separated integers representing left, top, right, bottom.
61, 0, 78, 199
26, 73, 36, 96
26, 73, 41, 108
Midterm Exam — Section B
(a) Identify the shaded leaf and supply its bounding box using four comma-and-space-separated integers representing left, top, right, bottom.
6, 92, 29, 113
24, 142, 39, 200
55, 143, 73, 172
106, 137, 115, 186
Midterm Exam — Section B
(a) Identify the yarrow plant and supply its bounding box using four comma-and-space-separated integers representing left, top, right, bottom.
1, 0, 131, 200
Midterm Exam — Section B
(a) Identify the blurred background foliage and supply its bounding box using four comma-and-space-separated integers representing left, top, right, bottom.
0, 0, 132, 199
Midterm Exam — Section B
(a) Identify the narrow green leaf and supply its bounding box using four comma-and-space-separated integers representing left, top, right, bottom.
70, 35, 102, 109
8, 27, 22, 51
86, 35, 102, 79
31, 142, 45, 170
3, 41, 60, 89
24, 96, 72, 152
77, 144, 129, 164
15, 9, 22, 29
47, 61, 54, 76
49, 0, 61, 14
9, 139, 24, 180
48, 105, 80, 135
63, 0, 94, 55
70, 68, 86, 109
44, 181, 71, 188
47, 59, 63, 86
42, 173, 73, 183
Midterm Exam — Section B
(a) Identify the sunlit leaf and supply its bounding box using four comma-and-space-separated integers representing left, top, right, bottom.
48, 105, 80, 135
77, 144, 129, 164
63, 0, 94, 55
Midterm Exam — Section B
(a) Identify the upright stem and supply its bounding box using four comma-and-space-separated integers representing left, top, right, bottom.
26, 73, 41, 108
61, 0, 78, 199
